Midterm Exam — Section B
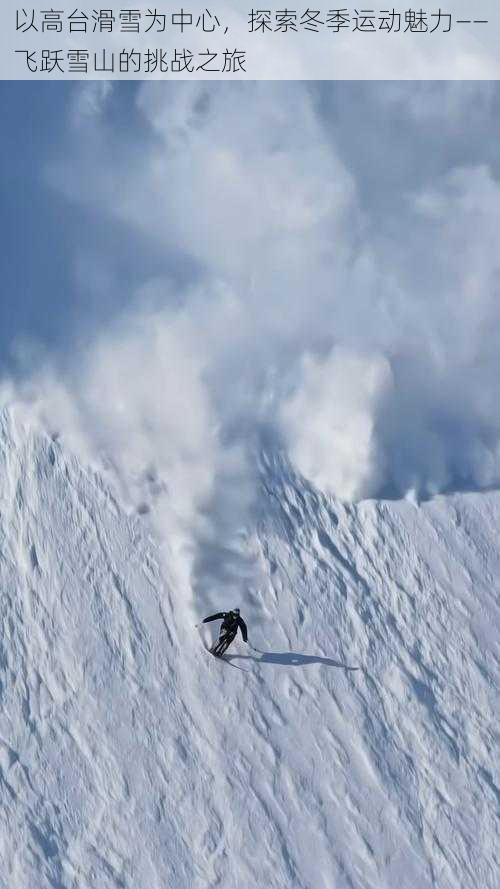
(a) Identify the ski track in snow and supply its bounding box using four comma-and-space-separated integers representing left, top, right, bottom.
0, 410, 498, 889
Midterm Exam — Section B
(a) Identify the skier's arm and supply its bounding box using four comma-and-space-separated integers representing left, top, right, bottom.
237, 617, 248, 642
202, 612, 226, 624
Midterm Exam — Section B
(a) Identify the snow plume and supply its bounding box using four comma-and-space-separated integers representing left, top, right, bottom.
1, 309, 214, 606
2, 292, 260, 614
5, 82, 500, 581
280, 349, 392, 501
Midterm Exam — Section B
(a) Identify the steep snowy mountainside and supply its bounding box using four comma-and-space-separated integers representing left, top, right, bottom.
0, 409, 205, 889
256, 455, 499, 888
0, 409, 498, 889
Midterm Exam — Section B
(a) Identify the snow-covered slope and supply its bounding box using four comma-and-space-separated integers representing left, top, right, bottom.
0, 409, 498, 889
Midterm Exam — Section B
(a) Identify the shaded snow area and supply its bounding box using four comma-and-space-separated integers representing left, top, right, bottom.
0, 408, 498, 889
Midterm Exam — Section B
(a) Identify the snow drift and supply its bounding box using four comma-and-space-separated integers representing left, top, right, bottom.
0, 407, 498, 889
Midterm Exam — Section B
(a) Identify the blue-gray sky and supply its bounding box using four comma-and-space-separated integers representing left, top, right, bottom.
0, 82, 198, 372
1, 83, 74, 362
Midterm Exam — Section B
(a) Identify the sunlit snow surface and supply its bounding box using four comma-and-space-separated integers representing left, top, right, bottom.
0, 409, 498, 889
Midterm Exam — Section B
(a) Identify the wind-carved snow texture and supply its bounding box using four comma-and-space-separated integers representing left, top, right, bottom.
0, 408, 498, 889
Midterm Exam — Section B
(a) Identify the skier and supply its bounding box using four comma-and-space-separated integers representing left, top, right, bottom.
197, 608, 249, 657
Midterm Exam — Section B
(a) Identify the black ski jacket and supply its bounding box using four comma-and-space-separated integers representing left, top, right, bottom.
202, 611, 248, 642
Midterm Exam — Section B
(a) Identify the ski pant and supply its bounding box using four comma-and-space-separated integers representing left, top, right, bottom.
210, 630, 237, 657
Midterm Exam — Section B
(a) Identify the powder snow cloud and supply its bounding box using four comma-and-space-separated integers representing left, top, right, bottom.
5, 82, 500, 575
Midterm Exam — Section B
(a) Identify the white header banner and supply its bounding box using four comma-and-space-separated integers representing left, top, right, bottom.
2, 1, 499, 79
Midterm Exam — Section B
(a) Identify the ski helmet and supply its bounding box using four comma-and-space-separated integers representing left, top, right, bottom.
233, 607, 240, 615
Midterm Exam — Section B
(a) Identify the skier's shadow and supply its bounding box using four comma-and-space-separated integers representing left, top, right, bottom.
228, 650, 359, 670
